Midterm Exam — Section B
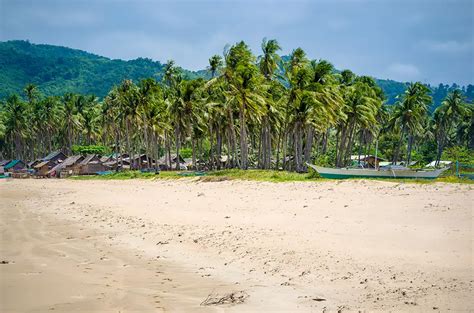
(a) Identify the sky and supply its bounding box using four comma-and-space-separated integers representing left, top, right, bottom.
1, 0, 473, 85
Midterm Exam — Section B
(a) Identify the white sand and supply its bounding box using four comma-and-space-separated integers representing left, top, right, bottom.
1, 178, 472, 312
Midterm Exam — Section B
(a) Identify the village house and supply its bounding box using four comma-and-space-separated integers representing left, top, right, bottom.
125, 154, 157, 169
42, 151, 67, 165
350, 155, 386, 168
79, 154, 108, 175
157, 154, 185, 170
3, 160, 26, 172
34, 160, 54, 177
47, 155, 84, 178
28, 159, 42, 168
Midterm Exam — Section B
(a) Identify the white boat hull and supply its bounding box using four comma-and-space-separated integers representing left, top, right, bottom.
307, 164, 447, 179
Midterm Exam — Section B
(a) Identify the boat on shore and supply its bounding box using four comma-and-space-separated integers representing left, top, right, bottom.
306, 163, 448, 179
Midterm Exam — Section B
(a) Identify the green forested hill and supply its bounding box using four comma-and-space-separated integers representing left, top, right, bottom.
0, 40, 205, 99
1, 40, 472, 109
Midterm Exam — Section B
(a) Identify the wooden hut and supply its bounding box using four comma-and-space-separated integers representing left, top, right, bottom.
351, 155, 386, 169
125, 154, 157, 169
79, 154, 108, 175
4, 160, 26, 172
48, 155, 84, 178
42, 151, 67, 165
100, 155, 111, 163
34, 160, 53, 177
157, 154, 185, 170
28, 159, 41, 168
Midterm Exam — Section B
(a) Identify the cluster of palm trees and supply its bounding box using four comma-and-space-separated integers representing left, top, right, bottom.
1, 39, 472, 170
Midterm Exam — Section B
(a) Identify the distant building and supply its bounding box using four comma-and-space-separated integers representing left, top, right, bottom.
47, 155, 84, 178
34, 160, 54, 177
28, 159, 42, 168
157, 154, 185, 170
350, 155, 385, 168
42, 151, 67, 164
79, 154, 108, 175
4, 160, 26, 172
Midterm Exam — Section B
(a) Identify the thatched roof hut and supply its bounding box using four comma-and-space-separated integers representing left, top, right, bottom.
158, 154, 185, 165
28, 159, 42, 168
34, 160, 53, 177
4, 160, 26, 172
47, 155, 84, 178
42, 151, 67, 164
123, 154, 157, 169
350, 155, 386, 168
79, 154, 108, 175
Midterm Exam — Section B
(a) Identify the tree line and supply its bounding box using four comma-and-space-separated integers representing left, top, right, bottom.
1, 39, 473, 171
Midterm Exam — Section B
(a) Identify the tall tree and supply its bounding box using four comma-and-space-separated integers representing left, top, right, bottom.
432, 90, 470, 165
208, 55, 223, 79
259, 38, 281, 80
224, 41, 265, 169
389, 82, 431, 165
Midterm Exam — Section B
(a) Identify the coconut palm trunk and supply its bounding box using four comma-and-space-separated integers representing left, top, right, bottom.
392, 125, 406, 165
304, 125, 314, 166
175, 125, 181, 170
239, 102, 248, 170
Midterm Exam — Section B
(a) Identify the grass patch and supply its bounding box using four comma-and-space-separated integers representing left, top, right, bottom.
69, 169, 321, 182
70, 170, 180, 180
203, 169, 320, 182
69, 169, 472, 184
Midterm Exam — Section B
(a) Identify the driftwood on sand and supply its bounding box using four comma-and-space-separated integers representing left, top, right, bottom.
200, 290, 249, 306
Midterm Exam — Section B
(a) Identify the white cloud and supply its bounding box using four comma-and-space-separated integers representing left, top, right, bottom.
387, 63, 421, 81
418, 40, 472, 54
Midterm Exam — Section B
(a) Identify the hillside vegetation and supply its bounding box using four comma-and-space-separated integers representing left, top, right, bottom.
0, 40, 205, 99
1, 40, 472, 109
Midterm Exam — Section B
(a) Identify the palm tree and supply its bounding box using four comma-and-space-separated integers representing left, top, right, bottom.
168, 78, 203, 169
208, 55, 223, 79
62, 93, 81, 153
257, 38, 281, 169
433, 90, 470, 165
24, 84, 39, 105
139, 78, 163, 167
389, 82, 431, 165
2, 95, 28, 158
279, 48, 309, 170
224, 41, 266, 169
21, 84, 41, 159
81, 98, 100, 145
258, 38, 281, 81
336, 77, 382, 167
163, 60, 178, 87
117, 79, 140, 168
42, 96, 63, 152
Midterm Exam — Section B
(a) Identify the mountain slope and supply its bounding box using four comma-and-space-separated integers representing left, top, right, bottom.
0, 40, 472, 109
0, 40, 204, 99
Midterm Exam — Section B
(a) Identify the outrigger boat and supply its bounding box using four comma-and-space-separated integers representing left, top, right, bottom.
306, 163, 448, 179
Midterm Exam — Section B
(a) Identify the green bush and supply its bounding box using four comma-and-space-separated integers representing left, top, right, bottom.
442, 146, 474, 164
179, 147, 193, 159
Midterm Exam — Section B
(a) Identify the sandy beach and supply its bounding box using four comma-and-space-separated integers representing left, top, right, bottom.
1, 178, 472, 312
